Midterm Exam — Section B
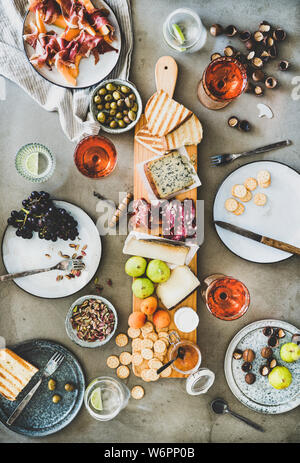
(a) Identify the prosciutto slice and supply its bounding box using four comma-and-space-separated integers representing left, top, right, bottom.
29, 0, 61, 24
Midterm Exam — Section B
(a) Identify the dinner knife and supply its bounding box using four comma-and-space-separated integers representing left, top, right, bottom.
214, 221, 300, 256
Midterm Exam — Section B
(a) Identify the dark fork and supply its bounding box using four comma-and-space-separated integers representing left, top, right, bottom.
210, 139, 292, 166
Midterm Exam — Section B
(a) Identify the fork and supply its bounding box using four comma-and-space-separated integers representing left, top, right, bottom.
6, 351, 65, 426
210, 139, 292, 166
0, 259, 85, 282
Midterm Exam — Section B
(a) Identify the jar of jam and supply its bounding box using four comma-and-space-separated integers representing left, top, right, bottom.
168, 331, 215, 395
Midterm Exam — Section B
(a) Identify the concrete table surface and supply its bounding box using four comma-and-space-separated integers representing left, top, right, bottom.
0, 0, 299, 443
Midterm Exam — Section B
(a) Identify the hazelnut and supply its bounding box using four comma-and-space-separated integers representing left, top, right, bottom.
268, 335, 279, 348
211, 52, 222, 61
262, 326, 273, 337
252, 70, 265, 82
275, 328, 286, 339
242, 348, 255, 362
278, 60, 290, 71
265, 77, 278, 89
228, 116, 239, 128
233, 348, 243, 359
245, 39, 255, 50
259, 21, 271, 33
238, 120, 251, 132
254, 31, 264, 42
244, 81, 254, 94
247, 51, 255, 61
268, 44, 278, 59
252, 57, 263, 69
245, 373, 256, 384
267, 36, 274, 47
210, 24, 223, 36
239, 31, 251, 42
241, 362, 252, 372
273, 28, 286, 41
291, 333, 300, 345
224, 46, 236, 57
260, 50, 270, 62
268, 358, 277, 369
224, 25, 238, 37
254, 85, 264, 96
259, 364, 270, 376
261, 346, 273, 358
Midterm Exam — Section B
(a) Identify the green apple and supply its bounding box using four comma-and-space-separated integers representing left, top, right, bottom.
268, 366, 292, 390
125, 256, 147, 277
146, 259, 171, 283
280, 342, 300, 363
132, 278, 154, 299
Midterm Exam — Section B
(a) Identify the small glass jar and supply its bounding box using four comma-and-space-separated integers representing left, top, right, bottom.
15, 143, 55, 183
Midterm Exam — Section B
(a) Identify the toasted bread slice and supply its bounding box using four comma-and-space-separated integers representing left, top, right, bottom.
164, 114, 203, 150
0, 349, 38, 401
135, 125, 167, 155
145, 90, 192, 137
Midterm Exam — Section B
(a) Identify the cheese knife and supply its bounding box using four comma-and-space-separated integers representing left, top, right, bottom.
214, 221, 300, 256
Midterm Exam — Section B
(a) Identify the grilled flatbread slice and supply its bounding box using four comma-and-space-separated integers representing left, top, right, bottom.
145, 90, 192, 137
0, 348, 38, 401
164, 114, 203, 150
135, 125, 167, 155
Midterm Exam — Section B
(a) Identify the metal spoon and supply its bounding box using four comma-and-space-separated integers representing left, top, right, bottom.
211, 398, 264, 432
156, 346, 185, 375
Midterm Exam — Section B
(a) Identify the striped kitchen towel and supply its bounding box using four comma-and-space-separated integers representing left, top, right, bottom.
0, 0, 133, 142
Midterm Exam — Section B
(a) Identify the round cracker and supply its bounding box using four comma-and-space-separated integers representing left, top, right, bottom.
233, 202, 245, 216
132, 352, 143, 366
131, 385, 144, 400
158, 331, 169, 340
257, 170, 271, 187
240, 190, 252, 202
154, 352, 165, 362
232, 184, 247, 199
132, 338, 142, 351
115, 333, 128, 347
141, 321, 154, 335
254, 192, 267, 206
154, 340, 167, 354
160, 365, 172, 378
106, 355, 120, 369
141, 339, 154, 350
157, 327, 169, 333
119, 351, 132, 366
144, 332, 158, 342
116, 365, 130, 379
147, 368, 160, 381
141, 348, 153, 360
244, 177, 258, 191
148, 358, 163, 370
225, 198, 238, 212
141, 369, 152, 382
127, 327, 141, 339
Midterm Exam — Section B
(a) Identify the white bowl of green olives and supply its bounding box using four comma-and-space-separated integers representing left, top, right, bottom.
91, 79, 142, 133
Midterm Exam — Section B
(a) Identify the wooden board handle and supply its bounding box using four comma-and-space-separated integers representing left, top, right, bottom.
261, 236, 300, 256
155, 56, 178, 98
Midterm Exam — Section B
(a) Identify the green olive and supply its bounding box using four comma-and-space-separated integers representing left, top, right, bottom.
129, 93, 136, 101
110, 101, 117, 110
97, 112, 106, 123
117, 99, 125, 108
64, 383, 74, 392
131, 103, 138, 112
112, 91, 122, 100
99, 88, 107, 95
52, 394, 61, 404
123, 109, 128, 116
110, 109, 117, 116
123, 116, 130, 124
48, 379, 56, 391
97, 104, 104, 110
120, 85, 130, 94
94, 95, 101, 104
118, 120, 126, 128
106, 83, 116, 92
128, 110, 137, 121
125, 97, 133, 108
104, 94, 113, 102
105, 103, 111, 109
116, 112, 123, 119
110, 120, 118, 129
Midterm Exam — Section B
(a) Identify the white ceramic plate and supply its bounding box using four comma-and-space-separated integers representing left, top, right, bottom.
2, 201, 101, 298
224, 319, 300, 414
213, 161, 300, 263
23, 0, 121, 89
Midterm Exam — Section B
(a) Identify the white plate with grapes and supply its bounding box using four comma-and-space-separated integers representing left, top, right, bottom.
2, 192, 101, 298
224, 319, 300, 414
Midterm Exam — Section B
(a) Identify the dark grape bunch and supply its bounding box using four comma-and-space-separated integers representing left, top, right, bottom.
7, 191, 79, 241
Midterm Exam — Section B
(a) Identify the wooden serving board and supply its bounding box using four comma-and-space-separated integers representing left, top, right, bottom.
132, 56, 198, 379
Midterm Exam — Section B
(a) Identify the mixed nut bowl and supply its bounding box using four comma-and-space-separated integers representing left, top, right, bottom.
65, 295, 118, 348
90, 79, 142, 134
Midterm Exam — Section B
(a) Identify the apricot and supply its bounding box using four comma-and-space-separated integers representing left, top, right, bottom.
140, 297, 158, 316
153, 310, 171, 329
128, 312, 146, 329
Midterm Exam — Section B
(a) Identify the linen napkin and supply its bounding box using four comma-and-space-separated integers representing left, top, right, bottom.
0, 0, 133, 142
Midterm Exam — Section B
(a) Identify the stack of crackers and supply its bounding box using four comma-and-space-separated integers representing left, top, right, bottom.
225, 169, 271, 216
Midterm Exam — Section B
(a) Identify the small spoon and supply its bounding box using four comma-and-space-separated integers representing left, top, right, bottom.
156, 346, 185, 375
211, 398, 264, 433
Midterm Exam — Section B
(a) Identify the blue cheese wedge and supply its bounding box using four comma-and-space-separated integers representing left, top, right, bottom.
144, 151, 194, 199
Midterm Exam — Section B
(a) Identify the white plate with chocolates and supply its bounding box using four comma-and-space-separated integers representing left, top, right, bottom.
224, 319, 300, 414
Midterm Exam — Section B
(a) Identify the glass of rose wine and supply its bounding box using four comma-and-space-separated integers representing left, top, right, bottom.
197, 57, 248, 110
74, 135, 117, 179
201, 274, 250, 321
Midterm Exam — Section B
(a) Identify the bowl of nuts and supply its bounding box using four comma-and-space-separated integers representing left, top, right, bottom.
90, 79, 142, 133
65, 295, 118, 348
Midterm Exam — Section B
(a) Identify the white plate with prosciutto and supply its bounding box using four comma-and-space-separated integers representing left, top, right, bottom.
23, 0, 121, 89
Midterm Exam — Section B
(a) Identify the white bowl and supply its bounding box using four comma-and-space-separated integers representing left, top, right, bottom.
174, 306, 199, 333
65, 295, 118, 348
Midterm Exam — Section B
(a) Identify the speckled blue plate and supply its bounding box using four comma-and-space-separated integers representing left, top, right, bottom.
0, 339, 85, 436
225, 320, 300, 414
